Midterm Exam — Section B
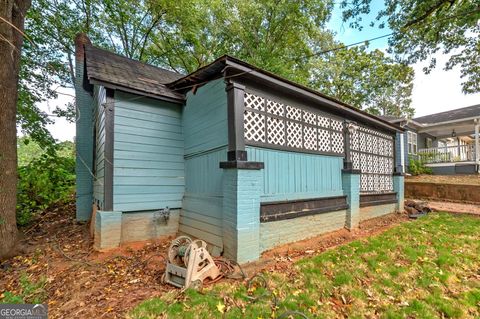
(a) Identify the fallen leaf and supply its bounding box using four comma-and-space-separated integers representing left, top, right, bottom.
216, 301, 225, 313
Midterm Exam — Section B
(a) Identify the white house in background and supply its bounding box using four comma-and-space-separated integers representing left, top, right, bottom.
381, 104, 480, 175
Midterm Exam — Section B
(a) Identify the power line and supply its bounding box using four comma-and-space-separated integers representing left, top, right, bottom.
307, 7, 480, 58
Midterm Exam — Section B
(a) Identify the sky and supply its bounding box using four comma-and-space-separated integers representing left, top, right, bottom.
37, 2, 479, 142
327, 2, 480, 118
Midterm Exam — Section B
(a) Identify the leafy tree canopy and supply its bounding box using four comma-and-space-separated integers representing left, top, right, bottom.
341, 0, 480, 94
311, 46, 414, 117
21, 0, 417, 146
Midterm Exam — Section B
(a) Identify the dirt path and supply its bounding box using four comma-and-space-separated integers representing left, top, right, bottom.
426, 200, 480, 215
1, 203, 411, 318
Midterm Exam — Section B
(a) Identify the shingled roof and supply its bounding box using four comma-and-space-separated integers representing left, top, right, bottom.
84, 45, 185, 101
413, 104, 480, 124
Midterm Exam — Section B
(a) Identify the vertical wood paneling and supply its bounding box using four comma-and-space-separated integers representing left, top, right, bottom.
246, 146, 344, 202
113, 91, 184, 212
183, 79, 228, 156
180, 147, 227, 249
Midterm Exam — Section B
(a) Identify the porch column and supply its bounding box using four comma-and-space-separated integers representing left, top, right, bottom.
221, 79, 265, 263
475, 120, 480, 171
220, 166, 263, 263
393, 173, 405, 212
342, 169, 360, 230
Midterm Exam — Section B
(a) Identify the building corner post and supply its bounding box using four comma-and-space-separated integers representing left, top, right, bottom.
342, 169, 360, 230
393, 172, 405, 212
225, 81, 247, 161
221, 80, 265, 263
221, 167, 262, 263
74, 33, 94, 221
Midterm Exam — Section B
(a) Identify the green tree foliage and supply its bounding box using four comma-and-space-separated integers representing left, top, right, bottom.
23, 0, 415, 120
16, 137, 75, 225
147, 0, 335, 84
311, 46, 415, 117
341, 0, 480, 94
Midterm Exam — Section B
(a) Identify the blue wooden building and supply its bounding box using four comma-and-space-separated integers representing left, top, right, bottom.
74, 34, 405, 263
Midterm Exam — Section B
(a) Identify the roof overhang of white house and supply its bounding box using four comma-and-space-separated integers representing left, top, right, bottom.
418, 117, 480, 138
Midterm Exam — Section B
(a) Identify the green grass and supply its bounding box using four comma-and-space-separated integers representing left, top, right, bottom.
129, 213, 480, 318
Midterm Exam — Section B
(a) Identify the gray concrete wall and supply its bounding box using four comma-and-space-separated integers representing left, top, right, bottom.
259, 210, 347, 252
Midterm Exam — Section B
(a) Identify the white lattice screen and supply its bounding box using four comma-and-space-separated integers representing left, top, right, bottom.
244, 92, 344, 155
351, 124, 394, 193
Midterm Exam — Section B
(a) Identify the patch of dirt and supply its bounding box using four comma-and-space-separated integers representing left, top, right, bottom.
424, 201, 480, 216
0, 201, 175, 318
406, 174, 480, 185
0, 203, 411, 318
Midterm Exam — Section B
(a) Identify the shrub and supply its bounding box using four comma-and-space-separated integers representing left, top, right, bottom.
409, 156, 432, 176
16, 153, 75, 225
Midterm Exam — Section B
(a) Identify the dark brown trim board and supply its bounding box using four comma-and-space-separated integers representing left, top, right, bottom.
260, 195, 348, 223
359, 192, 397, 207
104, 88, 115, 211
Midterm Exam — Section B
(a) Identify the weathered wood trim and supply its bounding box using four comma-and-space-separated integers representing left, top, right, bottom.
226, 81, 247, 161
246, 140, 344, 157
260, 195, 348, 223
359, 192, 397, 207
104, 88, 115, 211
219, 161, 264, 170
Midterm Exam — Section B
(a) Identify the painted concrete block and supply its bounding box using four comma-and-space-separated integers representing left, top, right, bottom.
342, 172, 360, 229
94, 211, 122, 250
260, 210, 347, 252
222, 168, 262, 263
359, 203, 397, 221
393, 175, 405, 211
121, 210, 179, 243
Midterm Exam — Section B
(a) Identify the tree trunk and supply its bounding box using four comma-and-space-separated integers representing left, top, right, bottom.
0, 0, 31, 259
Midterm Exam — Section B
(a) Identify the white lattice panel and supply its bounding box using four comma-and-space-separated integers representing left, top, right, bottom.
267, 100, 284, 115
318, 115, 330, 128
331, 119, 343, 131
267, 116, 285, 145
331, 132, 344, 153
303, 126, 317, 150
286, 105, 302, 120
303, 111, 316, 125
286, 121, 302, 147
245, 92, 264, 111
353, 123, 395, 193
318, 129, 330, 152
352, 152, 360, 170
244, 110, 265, 142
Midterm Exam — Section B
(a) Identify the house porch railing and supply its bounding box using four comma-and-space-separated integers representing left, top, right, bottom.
417, 144, 475, 164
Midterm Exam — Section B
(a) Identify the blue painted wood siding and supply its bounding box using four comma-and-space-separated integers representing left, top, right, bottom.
113, 91, 185, 212
93, 85, 106, 209
246, 146, 344, 202
179, 80, 228, 249
180, 147, 227, 248
183, 79, 228, 156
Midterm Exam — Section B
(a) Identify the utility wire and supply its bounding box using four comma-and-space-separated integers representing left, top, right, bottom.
306, 7, 480, 58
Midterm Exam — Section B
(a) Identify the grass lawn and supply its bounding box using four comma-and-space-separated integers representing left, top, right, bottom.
130, 213, 480, 318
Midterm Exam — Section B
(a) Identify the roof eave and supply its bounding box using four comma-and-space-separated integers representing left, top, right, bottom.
89, 78, 185, 104
223, 58, 403, 133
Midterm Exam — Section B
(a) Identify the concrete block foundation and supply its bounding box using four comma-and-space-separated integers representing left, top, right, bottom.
94, 209, 180, 250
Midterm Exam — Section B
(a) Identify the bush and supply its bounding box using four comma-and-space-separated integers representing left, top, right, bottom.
409, 156, 432, 176
16, 153, 75, 225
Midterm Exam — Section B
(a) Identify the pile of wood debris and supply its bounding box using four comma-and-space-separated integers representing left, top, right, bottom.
404, 199, 432, 219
